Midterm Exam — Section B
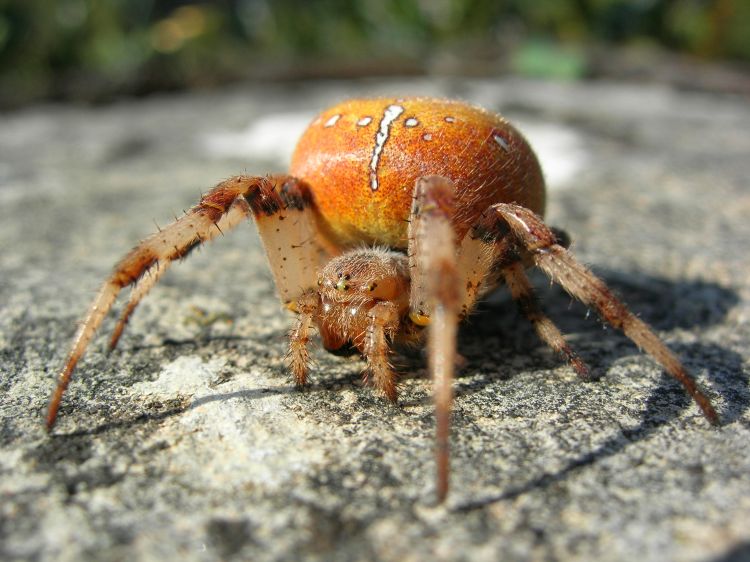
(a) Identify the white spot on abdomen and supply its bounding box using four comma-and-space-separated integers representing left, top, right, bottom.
324, 114, 341, 128
493, 133, 510, 152
444, 116, 455, 123
357, 116, 372, 126
422, 133, 433, 141
405, 118, 419, 127
369, 104, 404, 191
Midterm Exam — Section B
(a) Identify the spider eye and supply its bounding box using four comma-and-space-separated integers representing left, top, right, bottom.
335, 275, 350, 292
367, 282, 378, 291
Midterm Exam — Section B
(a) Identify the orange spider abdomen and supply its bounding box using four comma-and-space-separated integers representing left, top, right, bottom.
290, 97, 546, 248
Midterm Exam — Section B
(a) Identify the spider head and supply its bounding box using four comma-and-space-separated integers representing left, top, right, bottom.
317, 247, 410, 304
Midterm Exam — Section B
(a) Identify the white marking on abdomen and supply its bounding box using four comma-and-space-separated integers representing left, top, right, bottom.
405, 118, 419, 127
324, 114, 341, 127
357, 116, 372, 126
369, 104, 404, 191
493, 133, 510, 152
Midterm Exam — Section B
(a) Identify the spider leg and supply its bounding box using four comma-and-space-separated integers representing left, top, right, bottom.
408, 175, 461, 503
108, 264, 166, 352
451, 213, 590, 378
502, 261, 590, 379
363, 301, 401, 401
109, 197, 251, 351
250, 176, 330, 307
47, 174, 327, 430
490, 203, 718, 424
288, 290, 319, 386
453, 218, 497, 321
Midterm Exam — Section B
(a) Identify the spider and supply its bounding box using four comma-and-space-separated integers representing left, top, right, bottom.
46, 96, 718, 502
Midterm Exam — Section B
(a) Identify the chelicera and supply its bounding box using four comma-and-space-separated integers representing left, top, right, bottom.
46, 96, 718, 502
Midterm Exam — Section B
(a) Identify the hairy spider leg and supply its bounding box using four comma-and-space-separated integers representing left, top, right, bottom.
288, 290, 318, 386
501, 262, 590, 379
249, 176, 330, 307
408, 176, 461, 503
490, 203, 719, 425
47, 174, 326, 430
406, 177, 719, 502
108, 198, 251, 351
452, 211, 590, 380
363, 301, 401, 401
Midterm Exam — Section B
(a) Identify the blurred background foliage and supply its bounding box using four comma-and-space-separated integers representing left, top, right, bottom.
0, 0, 748, 108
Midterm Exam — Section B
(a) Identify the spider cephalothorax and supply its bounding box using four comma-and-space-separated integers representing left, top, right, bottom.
289, 247, 417, 400
315, 248, 412, 349
46, 96, 718, 502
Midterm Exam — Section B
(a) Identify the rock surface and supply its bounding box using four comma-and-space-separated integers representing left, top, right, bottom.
1, 78, 749, 561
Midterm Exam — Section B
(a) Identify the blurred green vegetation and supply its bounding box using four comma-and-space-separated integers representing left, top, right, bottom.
1, 0, 748, 107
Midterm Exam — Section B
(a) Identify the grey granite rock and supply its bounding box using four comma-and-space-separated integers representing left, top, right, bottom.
1, 78, 748, 562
